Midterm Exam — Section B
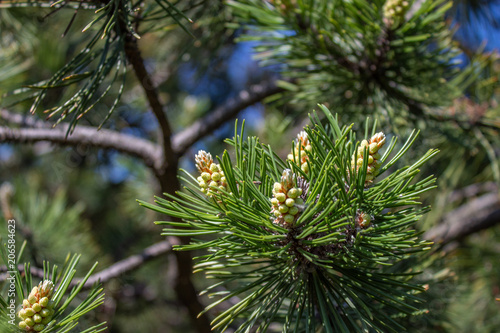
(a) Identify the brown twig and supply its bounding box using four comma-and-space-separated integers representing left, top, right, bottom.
425, 192, 500, 246
76, 238, 175, 288
123, 34, 176, 172
447, 182, 498, 203
172, 79, 286, 154
0, 239, 175, 287
0, 265, 45, 281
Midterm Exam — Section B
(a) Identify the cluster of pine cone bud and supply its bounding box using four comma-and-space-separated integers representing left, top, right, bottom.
17, 280, 55, 332
270, 170, 304, 227
287, 131, 312, 174
195, 150, 227, 197
352, 132, 386, 185
383, 0, 410, 28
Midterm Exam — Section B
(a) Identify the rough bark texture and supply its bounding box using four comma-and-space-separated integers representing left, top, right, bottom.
425, 192, 500, 246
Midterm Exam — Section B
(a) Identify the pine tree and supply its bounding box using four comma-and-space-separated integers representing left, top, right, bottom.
0, 0, 499, 332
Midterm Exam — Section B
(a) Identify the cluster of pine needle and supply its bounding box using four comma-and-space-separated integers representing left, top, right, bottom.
142, 105, 439, 332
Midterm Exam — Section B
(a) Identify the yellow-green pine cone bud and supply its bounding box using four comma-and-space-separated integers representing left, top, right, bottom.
24, 308, 35, 317
201, 172, 211, 182
365, 174, 375, 181
283, 214, 295, 224
301, 163, 309, 173
208, 181, 217, 187
383, 0, 410, 27
275, 193, 286, 203
270, 198, 279, 206
33, 314, 42, 323
32, 303, 42, 313
18, 321, 28, 329
211, 172, 221, 181
369, 142, 379, 154
199, 180, 208, 189
41, 316, 51, 325
287, 153, 294, 160
305, 144, 312, 153
18, 309, 27, 319
285, 198, 295, 207
288, 206, 299, 215
220, 177, 226, 184
273, 182, 282, 193
25, 318, 34, 327
278, 205, 289, 214
209, 163, 218, 173
33, 324, 45, 332
23, 299, 30, 308
40, 308, 51, 317
273, 210, 281, 218
28, 294, 37, 305
295, 198, 304, 205
287, 188, 299, 199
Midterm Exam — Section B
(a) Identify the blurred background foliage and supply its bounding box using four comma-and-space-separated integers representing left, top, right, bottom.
0, 0, 499, 332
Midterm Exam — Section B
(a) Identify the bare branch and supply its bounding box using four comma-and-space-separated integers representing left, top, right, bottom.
77, 238, 175, 288
0, 239, 175, 288
448, 182, 498, 203
172, 79, 285, 154
0, 124, 161, 169
425, 192, 500, 246
1, 77, 287, 168
0, 265, 45, 281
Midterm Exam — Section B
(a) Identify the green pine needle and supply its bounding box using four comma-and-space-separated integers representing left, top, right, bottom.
141, 104, 438, 332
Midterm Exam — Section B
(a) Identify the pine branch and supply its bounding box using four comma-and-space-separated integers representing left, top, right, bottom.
123, 33, 176, 170
448, 182, 498, 203
0, 123, 161, 170
0, 265, 45, 281
77, 238, 175, 288
425, 191, 500, 246
0, 239, 175, 287
172, 79, 286, 154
